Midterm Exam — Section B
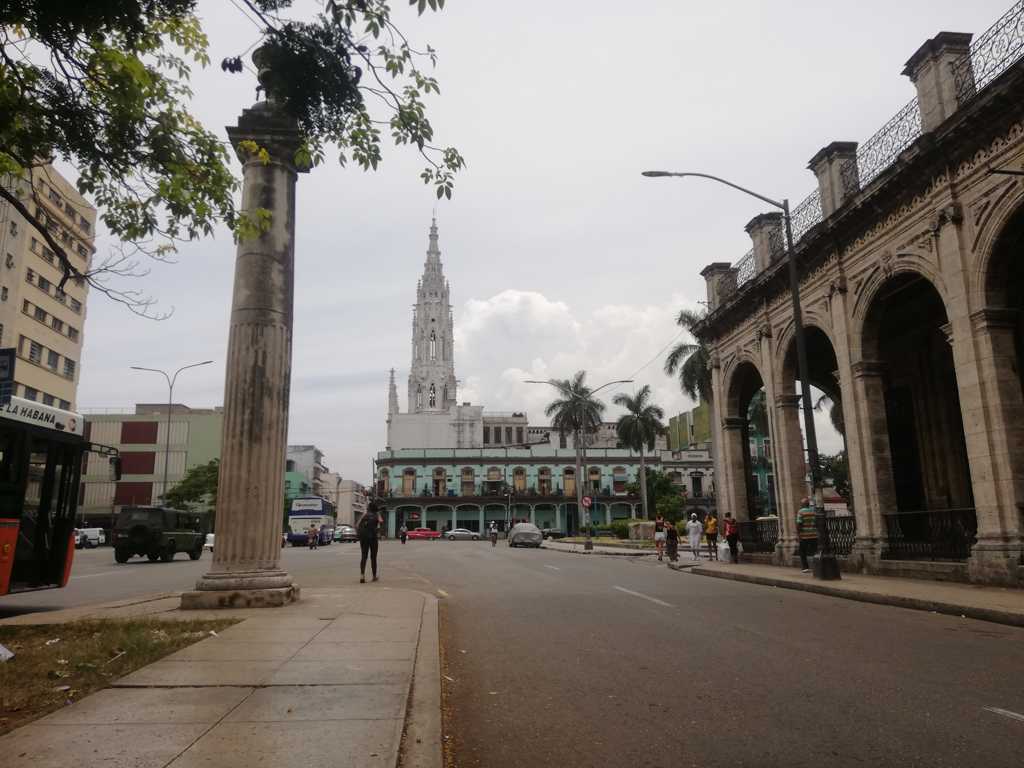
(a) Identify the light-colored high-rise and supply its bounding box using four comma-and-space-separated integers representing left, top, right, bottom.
0, 167, 93, 409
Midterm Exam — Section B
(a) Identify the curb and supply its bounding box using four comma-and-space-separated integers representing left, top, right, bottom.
0, 592, 181, 626
400, 593, 441, 768
541, 544, 655, 557
688, 567, 1024, 628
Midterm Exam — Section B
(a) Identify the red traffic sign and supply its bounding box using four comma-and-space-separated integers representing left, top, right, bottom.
582, 496, 592, 508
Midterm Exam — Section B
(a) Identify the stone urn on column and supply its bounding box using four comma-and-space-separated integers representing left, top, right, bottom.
182, 47, 307, 609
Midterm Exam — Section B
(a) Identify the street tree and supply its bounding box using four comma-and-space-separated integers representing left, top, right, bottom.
613, 384, 665, 520
164, 458, 219, 520
664, 308, 711, 404
0, 0, 464, 316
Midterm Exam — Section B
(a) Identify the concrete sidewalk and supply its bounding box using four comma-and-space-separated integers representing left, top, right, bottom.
686, 561, 1024, 627
0, 587, 441, 768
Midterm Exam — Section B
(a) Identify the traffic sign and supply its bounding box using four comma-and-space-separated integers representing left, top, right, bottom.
582, 496, 592, 508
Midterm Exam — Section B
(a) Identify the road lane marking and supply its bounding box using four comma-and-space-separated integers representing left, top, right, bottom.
984, 707, 1024, 723
613, 586, 673, 608
72, 571, 122, 579
544, 565, 560, 571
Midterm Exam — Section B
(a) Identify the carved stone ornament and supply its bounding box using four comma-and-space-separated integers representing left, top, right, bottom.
879, 250, 896, 278
827, 274, 848, 299
708, 351, 721, 370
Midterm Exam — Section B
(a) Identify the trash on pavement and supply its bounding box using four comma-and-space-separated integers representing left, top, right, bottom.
0, 643, 13, 662
44, 638, 61, 646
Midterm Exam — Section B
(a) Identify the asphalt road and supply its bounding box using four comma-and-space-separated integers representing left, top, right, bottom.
3, 541, 1024, 767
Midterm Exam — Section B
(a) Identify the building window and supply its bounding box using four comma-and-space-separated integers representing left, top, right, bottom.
79, 216, 90, 233
25, 268, 34, 284
67, 326, 78, 342
751, 474, 761, 492
47, 349, 58, 369
28, 340, 42, 364
429, 330, 437, 360
5, 253, 12, 268
77, 244, 87, 258
30, 237, 40, 254
59, 399, 70, 410
0, 287, 6, 302
51, 317, 64, 333
483, 426, 490, 444
23, 386, 38, 401
8, 221, 16, 237
37, 276, 50, 292
54, 290, 65, 305
505, 427, 513, 444
493, 427, 501, 444
34, 306, 46, 322
22, 300, 30, 314
70, 298, 81, 314
692, 476, 703, 497
516, 427, 524, 445
63, 358, 76, 379
749, 439, 757, 459
559, 433, 567, 449
428, 383, 436, 408
42, 393, 54, 406
762, 439, 771, 461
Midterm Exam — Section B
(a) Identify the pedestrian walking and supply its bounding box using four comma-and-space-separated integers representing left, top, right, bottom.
357, 502, 381, 583
796, 497, 818, 573
489, 520, 498, 547
654, 514, 667, 561
665, 520, 679, 562
685, 513, 703, 560
308, 524, 318, 550
723, 512, 740, 564
399, 523, 408, 545
704, 511, 719, 560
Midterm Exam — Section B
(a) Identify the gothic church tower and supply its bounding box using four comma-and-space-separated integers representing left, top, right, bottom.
407, 218, 457, 413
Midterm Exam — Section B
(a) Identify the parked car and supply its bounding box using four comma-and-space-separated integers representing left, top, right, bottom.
509, 522, 543, 548
540, 528, 565, 540
113, 506, 210, 563
406, 527, 442, 540
75, 527, 106, 549
334, 524, 358, 542
446, 528, 480, 541
205, 533, 215, 552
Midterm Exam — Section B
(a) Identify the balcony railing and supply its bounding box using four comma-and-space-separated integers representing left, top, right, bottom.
379, 488, 639, 504
881, 508, 977, 561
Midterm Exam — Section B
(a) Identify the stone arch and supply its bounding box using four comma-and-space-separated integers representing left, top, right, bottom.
858, 271, 976, 559
968, 179, 1024, 310
721, 358, 769, 521
723, 355, 768, 419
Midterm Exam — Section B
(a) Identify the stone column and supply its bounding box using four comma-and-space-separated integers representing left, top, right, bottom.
719, 417, 749, 522
554, 505, 561, 531
965, 309, 1024, 583
182, 83, 306, 610
772, 394, 805, 564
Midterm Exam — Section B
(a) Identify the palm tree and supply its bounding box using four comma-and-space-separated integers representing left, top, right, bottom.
664, 308, 712, 403
544, 371, 606, 533
613, 385, 665, 520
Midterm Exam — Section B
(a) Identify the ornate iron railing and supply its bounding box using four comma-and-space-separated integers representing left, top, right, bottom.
738, 517, 779, 553
824, 515, 856, 557
839, 157, 860, 199
855, 96, 923, 188
735, 248, 756, 286
881, 507, 977, 561
789, 190, 823, 245
954, 0, 1024, 105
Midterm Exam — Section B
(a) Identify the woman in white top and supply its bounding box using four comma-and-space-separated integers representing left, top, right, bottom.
685, 514, 704, 560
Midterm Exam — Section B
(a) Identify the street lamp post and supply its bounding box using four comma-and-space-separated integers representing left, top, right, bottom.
526, 378, 633, 551
642, 170, 840, 580
130, 360, 214, 504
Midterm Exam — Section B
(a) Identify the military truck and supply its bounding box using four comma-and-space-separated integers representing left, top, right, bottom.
113, 506, 210, 563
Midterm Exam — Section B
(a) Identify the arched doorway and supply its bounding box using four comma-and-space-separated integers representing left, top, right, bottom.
723, 361, 772, 523
861, 273, 975, 560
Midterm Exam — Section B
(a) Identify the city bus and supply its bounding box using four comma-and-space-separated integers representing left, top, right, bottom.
286, 495, 336, 546
0, 396, 119, 596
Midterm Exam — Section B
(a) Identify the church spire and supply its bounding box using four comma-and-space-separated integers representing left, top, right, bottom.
388, 368, 399, 417
408, 217, 457, 413
427, 215, 440, 262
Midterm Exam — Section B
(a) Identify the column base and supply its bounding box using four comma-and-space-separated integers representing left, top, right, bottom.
968, 536, 1024, 586
848, 537, 884, 573
182, 569, 299, 609
773, 535, 798, 566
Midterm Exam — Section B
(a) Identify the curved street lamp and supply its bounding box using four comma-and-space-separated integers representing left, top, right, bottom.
642, 169, 839, 580
525, 377, 633, 551
130, 360, 214, 504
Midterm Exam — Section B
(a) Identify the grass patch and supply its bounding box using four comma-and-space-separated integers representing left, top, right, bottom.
0, 617, 237, 736
559, 537, 655, 548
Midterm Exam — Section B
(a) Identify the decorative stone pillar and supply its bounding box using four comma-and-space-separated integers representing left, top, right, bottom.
700, 262, 737, 311
902, 32, 974, 133
965, 308, 1024, 584
745, 212, 784, 272
846, 360, 894, 570
772, 394, 805, 564
182, 58, 307, 610
720, 416, 749, 522
807, 142, 860, 217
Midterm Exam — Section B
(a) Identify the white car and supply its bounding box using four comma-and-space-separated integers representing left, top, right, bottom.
446, 528, 480, 541
76, 527, 106, 549
204, 533, 215, 552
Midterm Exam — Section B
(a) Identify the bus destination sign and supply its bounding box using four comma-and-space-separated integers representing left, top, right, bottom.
1, 396, 84, 436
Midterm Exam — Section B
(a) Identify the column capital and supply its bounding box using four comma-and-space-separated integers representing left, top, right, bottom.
226, 101, 309, 173
970, 306, 1018, 331
851, 359, 887, 379
722, 416, 747, 431
775, 393, 802, 409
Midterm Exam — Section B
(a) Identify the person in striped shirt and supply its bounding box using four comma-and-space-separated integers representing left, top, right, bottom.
796, 498, 818, 573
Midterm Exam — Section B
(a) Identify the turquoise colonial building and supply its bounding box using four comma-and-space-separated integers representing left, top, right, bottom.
375, 447, 649, 536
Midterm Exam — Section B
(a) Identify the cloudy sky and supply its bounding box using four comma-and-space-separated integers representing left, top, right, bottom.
74, 0, 1010, 481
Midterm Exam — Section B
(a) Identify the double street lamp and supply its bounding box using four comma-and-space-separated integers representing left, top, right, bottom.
130, 360, 214, 505
525, 378, 633, 551
642, 170, 839, 580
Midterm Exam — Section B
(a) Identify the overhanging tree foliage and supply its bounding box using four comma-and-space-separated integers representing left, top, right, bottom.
0, 0, 464, 316
665, 308, 712, 404
164, 458, 219, 510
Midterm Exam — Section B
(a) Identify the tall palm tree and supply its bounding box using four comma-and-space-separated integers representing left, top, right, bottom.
544, 371, 605, 533
664, 308, 712, 403
613, 385, 665, 520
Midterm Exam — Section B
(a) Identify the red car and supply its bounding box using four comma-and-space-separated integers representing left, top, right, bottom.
406, 527, 442, 540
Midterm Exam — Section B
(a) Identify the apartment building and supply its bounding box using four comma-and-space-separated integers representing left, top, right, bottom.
0, 167, 93, 409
